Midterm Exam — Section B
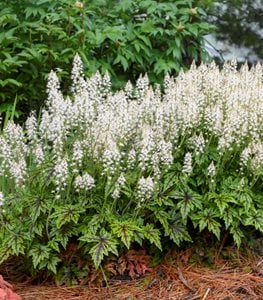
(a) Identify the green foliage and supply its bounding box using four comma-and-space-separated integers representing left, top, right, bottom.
80, 229, 118, 269
0, 0, 213, 119
0, 60, 262, 280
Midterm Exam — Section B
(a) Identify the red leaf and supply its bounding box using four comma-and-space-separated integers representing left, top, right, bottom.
127, 261, 136, 278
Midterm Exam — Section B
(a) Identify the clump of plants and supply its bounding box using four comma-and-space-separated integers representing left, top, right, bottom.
0, 0, 213, 118
0, 57, 262, 278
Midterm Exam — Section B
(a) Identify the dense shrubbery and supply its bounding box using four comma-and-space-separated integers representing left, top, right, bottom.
0, 57, 262, 279
0, 0, 213, 119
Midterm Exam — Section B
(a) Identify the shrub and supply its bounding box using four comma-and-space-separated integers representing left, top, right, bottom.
0, 57, 262, 278
0, 0, 213, 119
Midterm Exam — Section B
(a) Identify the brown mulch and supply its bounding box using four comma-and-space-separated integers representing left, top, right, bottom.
12, 259, 263, 300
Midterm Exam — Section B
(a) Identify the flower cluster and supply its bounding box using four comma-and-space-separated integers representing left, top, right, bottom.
207, 161, 216, 178
53, 157, 69, 196
74, 173, 95, 192
0, 56, 262, 204
0, 192, 4, 207
182, 152, 193, 174
112, 173, 126, 200
137, 176, 154, 201
0, 122, 27, 186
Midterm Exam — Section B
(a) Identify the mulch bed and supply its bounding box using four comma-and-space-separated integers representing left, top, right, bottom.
12, 258, 263, 300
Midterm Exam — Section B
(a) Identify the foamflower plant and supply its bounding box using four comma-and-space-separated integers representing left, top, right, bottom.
0, 56, 262, 275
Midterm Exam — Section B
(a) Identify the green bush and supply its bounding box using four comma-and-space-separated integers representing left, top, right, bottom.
0, 0, 213, 119
0, 57, 262, 279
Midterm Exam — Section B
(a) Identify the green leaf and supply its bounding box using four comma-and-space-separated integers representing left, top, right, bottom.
172, 47, 182, 60
111, 220, 140, 248
154, 58, 168, 74
133, 230, 144, 246
0, 246, 12, 265
142, 224, 162, 250
94, 29, 106, 44
222, 208, 238, 229
132, 39, 151, 56
113, 54, 129, 71
81, 229, 118, 269
153, 210, 170, 232
244, 211, 263, 232
140, 20, 154, 33
52, 205, 85, 228
116, 0, 132, 12
176, 191, 202, 220
6, 232, 27, 256
239, 192, 253, 213
84, 214, 105, 234
230, 226, 244, 248
207, 218, 221, 240
103, 26, 122, 41
48, 240, 60, 252
32, 222, 44, 236
137, 35, 152, 48
29, 245, 50, 269
208, 192, 236, 215
186, 25, 199, 37
165, 213, 192, 245
46, 256, 61, 274
0, 79, 22, 87
193, 209, 221, 240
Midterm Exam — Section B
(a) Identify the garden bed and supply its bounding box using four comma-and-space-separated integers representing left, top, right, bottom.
5, 249, 263, 300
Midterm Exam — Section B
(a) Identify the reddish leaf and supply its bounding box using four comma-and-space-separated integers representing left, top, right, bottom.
127, 261, 136, 278
117, 257, 127, 275
106, 262, 117, 276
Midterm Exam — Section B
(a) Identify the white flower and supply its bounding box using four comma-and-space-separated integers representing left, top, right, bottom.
0, 122, 27, 186
33, 144, 44, 165
182, 152, 193, 174
137, 176, 154, 200
74, 173, 95, 191
71, 53, 85, 95
207, 161, 216, 177
189, 133, 205, 154
0, 192, 4, 206
111, 173, 126, 200
157, 140, 173, 166
102, 147, 121, 176
25, 112, 37, 142
72, 140, 83, 171
127, 148, 137, 169
124, 80, 133, 99
117, 173, 126, 187
9, 159, 27, 186
54, 157, 68, 190
240, 147, 251, 167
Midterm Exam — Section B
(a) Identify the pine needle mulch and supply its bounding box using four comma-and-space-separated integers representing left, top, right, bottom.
13, 258, 263, 300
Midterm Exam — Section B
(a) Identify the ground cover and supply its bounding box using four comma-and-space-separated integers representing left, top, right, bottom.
2, 248, 262, 300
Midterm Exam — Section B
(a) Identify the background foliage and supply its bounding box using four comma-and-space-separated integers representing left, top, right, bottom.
0, 0, 213, 120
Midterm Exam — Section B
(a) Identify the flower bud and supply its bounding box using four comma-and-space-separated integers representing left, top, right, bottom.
177, 24, 185, 32
189, 8, 198, 16
74, 1, 84, 9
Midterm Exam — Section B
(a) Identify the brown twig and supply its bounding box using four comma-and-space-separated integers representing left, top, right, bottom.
215, 230, 229, 261
177, 267, 196, 293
